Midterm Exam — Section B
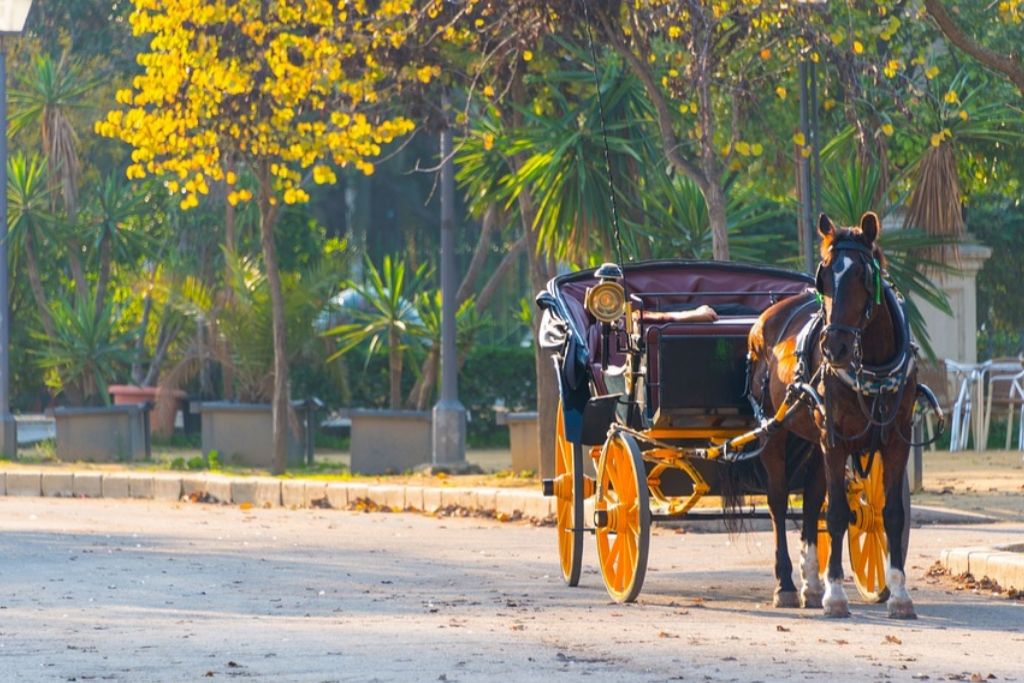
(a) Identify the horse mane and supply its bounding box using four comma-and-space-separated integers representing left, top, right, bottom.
819, 225, 888, 270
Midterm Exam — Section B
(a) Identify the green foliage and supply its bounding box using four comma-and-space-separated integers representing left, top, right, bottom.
640, 175, 785, 263
32, 295, 134, 406
461, 345, 537, 446
325, 255, 432, 408
219, 254, 344, 402
969, 198, 1024, 355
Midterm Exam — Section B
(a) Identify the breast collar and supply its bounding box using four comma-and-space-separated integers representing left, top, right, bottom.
795, 285, 916, 396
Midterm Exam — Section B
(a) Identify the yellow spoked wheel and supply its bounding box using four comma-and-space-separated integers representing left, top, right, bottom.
595, 431, 650, 603
554, 401, 588, 586
815, 454, 911, 603
816, 514, 830, 581
846, 453, 890, 602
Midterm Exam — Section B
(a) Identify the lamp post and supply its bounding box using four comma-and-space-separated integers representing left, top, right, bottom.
796, 0, 825, 275
432, 90, 466, 468
0, 0, 33, 457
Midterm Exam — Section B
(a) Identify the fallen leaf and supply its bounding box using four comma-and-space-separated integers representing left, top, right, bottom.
834, 639, 849, 645
658, 631, 679, 638
239, 502, 253, 510
776, 625, 790, 632
885, 635, 902, 644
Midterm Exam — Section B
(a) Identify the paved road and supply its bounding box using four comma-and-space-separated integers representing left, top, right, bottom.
1, 498, 1022, 682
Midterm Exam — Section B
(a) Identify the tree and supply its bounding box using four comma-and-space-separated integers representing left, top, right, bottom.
98, 0, 419, 473
923, 0, 1024, 99
326, 256, 431, 410
10, 51, 100, 297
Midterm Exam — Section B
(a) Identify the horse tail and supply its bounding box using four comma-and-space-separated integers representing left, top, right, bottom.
719, 464, 747, 535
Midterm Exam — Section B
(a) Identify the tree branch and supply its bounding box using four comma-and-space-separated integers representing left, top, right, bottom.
475, 234, 526, 314
456, 204, 500, 306
596, 9, 708, 191
924, 0, 1024, 97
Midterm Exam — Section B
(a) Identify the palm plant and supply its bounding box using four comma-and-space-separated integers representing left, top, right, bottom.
84, 174, 152, 322
325, 256, 432, 410
638, 174, 782, 263
901, 68, 1023, 261
406, 291, 490, 411
33, 295, 134, 406
6, 152, 57, 339
9, 51, 101, 296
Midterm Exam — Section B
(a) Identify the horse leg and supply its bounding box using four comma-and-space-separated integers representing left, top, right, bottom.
822, 446, 851, 618
762, 436, 799, 608
882, 443, 916, 619
799, 447, 826, 608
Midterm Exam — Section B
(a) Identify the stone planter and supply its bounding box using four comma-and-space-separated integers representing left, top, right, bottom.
197, 402, 310, 469
54, 405, 151, 462
506, 411, 540, 474
349, 409, 431, 475
109, 385, 186, 437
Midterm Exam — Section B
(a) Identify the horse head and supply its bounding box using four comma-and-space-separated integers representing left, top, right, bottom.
815, 211, 885, 370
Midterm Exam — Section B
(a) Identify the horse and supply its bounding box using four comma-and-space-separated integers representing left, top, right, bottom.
746, 211, 918, 619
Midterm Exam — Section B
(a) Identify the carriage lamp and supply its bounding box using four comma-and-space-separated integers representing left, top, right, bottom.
585, 262, 626, 323
586, 281, 626, 323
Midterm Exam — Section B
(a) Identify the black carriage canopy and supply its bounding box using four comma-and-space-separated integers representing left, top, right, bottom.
536, 260, 814, 446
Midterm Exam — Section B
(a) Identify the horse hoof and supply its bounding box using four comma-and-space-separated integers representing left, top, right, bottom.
822, 600, 851, 618
801, 589, 823, 609
773, 589, 800, 608
887, 598, 917, 620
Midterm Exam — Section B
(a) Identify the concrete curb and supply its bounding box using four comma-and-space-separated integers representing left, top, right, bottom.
941, 544, 1024, 593
0, 468, 553, 521
0, 468, 1003, 531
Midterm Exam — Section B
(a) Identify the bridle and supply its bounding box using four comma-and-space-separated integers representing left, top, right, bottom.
814, 239, 882, 368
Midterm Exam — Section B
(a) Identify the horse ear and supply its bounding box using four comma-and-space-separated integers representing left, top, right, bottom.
817, 213, 834, 237
860, 211, 880, 244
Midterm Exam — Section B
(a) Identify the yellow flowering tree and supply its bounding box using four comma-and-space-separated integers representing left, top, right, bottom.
98, 0, 422, 473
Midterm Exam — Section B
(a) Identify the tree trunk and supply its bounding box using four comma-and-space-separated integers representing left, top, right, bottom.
93, 232, 113, 323
131, 292, 152, 385
222, 177, 237, 401
23, 230, 57, 340
257, 174, 288, 474
704, 182, 730, 261
66, 237, 88, 302
388, 325, 402, 410
410, 345, 439, 411
518, 185, 558, 480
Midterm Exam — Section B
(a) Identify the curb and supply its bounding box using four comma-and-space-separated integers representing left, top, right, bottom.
0, 468, 554, 522
941, 544, 1024, 593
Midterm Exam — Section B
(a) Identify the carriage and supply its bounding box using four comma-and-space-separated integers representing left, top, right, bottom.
537, 257, 938, 606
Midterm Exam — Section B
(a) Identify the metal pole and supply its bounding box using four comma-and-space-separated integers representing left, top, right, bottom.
432, 90, 466, 467
810, 60, 823, 221
798, 60, 815, 275
0, 40, 17, 457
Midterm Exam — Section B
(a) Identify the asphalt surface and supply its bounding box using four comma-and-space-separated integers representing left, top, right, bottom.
1, 497, 1022, 683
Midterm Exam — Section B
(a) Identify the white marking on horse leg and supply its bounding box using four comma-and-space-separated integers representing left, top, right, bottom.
822, 577, 850, 618
885, 566, 917, 619
800, 542, 825, 608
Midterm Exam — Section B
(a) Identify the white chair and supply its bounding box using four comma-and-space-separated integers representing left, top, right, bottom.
946, 360, 987, 451
983, 357, 1024, 451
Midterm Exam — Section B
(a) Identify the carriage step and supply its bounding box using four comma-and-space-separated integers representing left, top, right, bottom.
541, 479, 554, 496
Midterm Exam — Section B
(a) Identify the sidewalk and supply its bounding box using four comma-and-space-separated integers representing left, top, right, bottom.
3, 447, 1022, 521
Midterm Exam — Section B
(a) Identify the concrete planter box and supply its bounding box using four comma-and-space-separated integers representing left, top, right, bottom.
198, 402, 308, 469
109, 384, 186, 437
349, 409, 431, 475
507, 411, 539, 474
54, 405, 151, 462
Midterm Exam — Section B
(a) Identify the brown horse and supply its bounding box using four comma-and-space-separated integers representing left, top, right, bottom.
747, 211, 917, 619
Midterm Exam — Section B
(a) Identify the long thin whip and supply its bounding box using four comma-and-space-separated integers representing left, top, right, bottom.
579, 0, 626, 268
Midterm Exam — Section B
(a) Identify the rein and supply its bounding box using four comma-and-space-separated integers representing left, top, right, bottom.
812, 240, 917, 450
